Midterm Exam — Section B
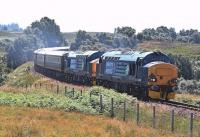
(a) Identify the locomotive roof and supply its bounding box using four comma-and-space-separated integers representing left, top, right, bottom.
117, 51, 153, 61
101, 51, 122, 59
104, 51, 168, 62
83, 50, 99, 56
70, 51, 101, 58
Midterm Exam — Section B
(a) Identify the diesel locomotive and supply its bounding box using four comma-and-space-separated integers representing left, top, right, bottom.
34, 47, 178, 100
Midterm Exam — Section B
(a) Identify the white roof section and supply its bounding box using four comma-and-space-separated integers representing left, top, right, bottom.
34, 47, 70, 56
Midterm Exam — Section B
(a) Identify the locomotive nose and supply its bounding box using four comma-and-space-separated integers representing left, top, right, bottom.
146, 61, 178, 100
148, 62, 178, 86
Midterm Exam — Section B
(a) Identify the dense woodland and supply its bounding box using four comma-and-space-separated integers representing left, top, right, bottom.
0, 17, 200, 93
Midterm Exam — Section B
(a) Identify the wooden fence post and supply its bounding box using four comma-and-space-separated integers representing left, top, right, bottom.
123, 100, 126, 121
90, 92, 92, 99
72, 88, 74, 97
40, 83, 41, 89
65, 86, 67, 95
110, 98, 114, 118
136, 103, 139, 126
171, 109, 174, 132
100, 94, 103, 113
45, 84, 47, 90
57, 85, 59, 94
80, 90, 83, 96
152, 106, 156, 128
189, 113, 193, 137
35, 83, 36, 89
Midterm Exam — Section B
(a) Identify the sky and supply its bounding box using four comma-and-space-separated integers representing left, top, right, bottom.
0, 0, 200, 33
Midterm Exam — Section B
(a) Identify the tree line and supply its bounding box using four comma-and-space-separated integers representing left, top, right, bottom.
70, 26, 200, 51
0, 23, 22, 32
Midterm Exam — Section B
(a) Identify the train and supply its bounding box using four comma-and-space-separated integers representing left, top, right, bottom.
34, 47, 178, 100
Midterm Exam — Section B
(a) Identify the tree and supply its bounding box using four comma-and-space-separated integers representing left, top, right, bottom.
25, 17, 64, 47
70, 30, 95, 50
191, 32, 200, 43
169, 27, 177, 41
7, 17, 64, 69
115, 27, 136, 37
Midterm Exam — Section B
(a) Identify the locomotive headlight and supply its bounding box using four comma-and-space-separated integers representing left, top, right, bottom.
151, 78, 156, 82
148, 74, 157, 82
148, 77, 157, 82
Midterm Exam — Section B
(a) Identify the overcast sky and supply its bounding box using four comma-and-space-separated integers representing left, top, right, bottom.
0, 0, 200, 32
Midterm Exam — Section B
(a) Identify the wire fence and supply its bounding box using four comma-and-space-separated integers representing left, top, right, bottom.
19, 83, 200, 137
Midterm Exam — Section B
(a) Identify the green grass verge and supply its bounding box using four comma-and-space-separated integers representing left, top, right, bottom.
6, 62, 40, 86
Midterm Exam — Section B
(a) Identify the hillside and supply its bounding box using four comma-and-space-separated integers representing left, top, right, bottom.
137, 41, 200, 57
0, 31, 22, 41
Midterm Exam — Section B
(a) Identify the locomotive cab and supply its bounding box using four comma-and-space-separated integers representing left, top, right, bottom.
144, 61, 178, 100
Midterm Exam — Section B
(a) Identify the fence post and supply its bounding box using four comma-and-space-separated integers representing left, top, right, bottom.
80, 90, 83, 96
72, 88, 74, 97
26, 84, 28, 91
35, 83, 36, 89
57, 85, 59, 94
45, 84, 47, 90
90, 92, 92, 99
100, 94, 103, 113
40, 83, 41, 89
136, 103, 139, 126
152, 106, 156, 128
123, 100, 126, 121
65, 86, 67, 95
189, 113, 193, 137
171, 109, 174, 132
110, 98, 114, 118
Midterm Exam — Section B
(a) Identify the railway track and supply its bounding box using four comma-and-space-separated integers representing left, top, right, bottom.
159, 99, 200, 112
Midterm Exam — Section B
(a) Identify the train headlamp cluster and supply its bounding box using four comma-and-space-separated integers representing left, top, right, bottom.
148, 74, 157, 82
149, 78, 156, 82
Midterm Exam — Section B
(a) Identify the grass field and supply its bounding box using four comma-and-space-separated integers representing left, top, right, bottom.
0, 105, 188, 137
